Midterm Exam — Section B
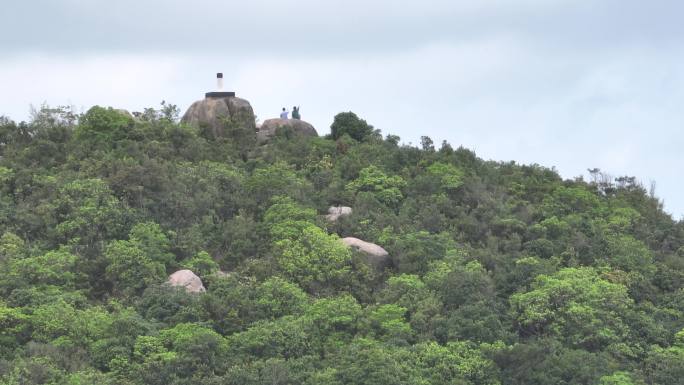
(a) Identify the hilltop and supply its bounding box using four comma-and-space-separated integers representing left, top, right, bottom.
0, 103, 682, 384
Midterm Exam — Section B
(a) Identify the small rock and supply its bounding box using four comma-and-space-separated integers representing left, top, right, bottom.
326, 206, 352, 222
167, 269, 206, 293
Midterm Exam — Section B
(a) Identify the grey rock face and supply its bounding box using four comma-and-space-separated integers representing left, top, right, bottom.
326, 206, 352, 222
341, 237, 391, 270
167, 269, 206, 293
181, 96, 256, 138
257, 118, 318, 143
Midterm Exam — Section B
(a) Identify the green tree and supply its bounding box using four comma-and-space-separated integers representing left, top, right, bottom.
274, 225, 352, 293
227, 316, 311, 360
379, 274, 442, 340
598, 371, 640, 385
53, 178, 128, 249
136, 284, 205, 326
263, 196, 317, 241
425, 257, 495, 311
104, 240, 166, 297
182, 251, 219, 278
330, 112, 374, 142
246, 162, 311, 208
0, 301, 29, 354
367, 304, 413, 342
510, 267, 633, 351
29, 299, 111, 349
158, 322, 228, 368
642, 329, 684, 385
255, 277, 308, 319
427, 162, 464, 191
541, 186, 602, 218
346, 165, 406, 207
331, 339, 422, 385
128, 221, 175, 268
74, 106, 134, 151
0, 232, 25, 261
4, 248, 79, 290
493, 340, 616, 385
414, 341, 501, 385
390, 231, 455, 274
602, 233, 655, 275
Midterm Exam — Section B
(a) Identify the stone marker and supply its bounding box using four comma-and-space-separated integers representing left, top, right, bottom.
181, 73, 256, 139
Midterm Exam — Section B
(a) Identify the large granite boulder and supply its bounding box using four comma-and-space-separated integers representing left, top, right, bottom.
341, 237, 391, 270
326, 206, 352, 222
257, 118, 318, 143
167, 269, 206, 293
182, 96, 256, 139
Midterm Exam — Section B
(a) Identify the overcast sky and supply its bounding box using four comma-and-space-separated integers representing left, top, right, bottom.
1, 0, 683, 218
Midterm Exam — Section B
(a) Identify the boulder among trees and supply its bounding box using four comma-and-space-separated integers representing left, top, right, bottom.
326, 206, 352, 221
341, 237, 391, 270
257, 118, 318, 143
167, 269, 206, 293
0, 103, 682, 384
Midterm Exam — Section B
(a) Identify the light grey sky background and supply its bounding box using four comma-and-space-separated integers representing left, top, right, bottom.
1, 0, 683, 218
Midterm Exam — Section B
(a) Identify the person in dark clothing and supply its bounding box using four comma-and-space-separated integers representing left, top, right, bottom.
292, 106, 301, 120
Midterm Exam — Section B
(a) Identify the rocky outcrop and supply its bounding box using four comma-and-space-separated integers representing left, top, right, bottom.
257, 118, 318, 143
182, 96, 256, 139
114, 109, 134, 119
326, 206, 352, 222
213, 270, 231, 278
167, 269, 206, 293
341, 237, 391, 270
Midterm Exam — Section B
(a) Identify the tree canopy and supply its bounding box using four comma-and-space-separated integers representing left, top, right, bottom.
0, 104, 681, 384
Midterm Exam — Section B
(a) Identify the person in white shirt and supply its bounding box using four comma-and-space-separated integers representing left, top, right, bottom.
280, 108, 289, 119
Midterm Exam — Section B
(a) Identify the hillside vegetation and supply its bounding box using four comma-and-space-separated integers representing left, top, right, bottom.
0, 105, 683, 385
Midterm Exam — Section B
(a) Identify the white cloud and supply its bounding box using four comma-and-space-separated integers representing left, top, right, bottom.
0, 54, 186, 118
1, 1, 683, 218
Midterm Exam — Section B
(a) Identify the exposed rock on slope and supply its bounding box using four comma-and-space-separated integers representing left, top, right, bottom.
167, 269, 206, 293
182, 96, 256, 138
341, 237, 391, 270
326, 206, 352, 222
114, 109, 134, 119
257, 118, 318, 143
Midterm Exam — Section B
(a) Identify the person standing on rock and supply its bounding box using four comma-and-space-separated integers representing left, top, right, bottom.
292, 106, 301, 120
280, 107, 289, 119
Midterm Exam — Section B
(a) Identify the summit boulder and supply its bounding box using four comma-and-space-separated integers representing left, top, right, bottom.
182, 96, 256, 139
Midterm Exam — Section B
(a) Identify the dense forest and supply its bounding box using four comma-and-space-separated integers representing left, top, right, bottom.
0, 103, 683, 385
